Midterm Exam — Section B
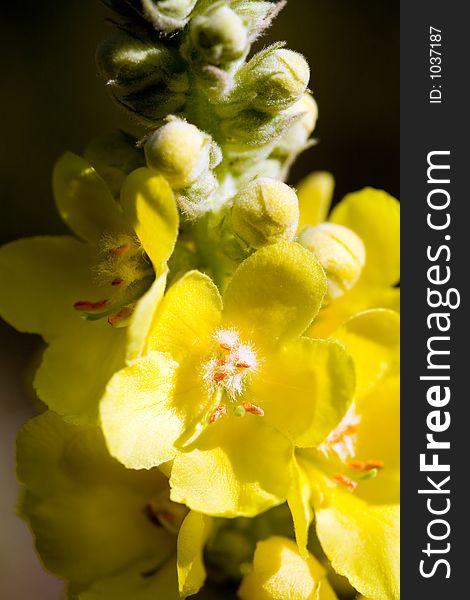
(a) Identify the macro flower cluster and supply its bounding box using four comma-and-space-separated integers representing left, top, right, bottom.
0, 1, 400, 599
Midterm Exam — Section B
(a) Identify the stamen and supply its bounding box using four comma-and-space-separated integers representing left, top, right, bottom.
235, 362, 251, 369
73, 299, 110, 311
331, 473, 357, 492
348, 459, 384, 472
110, 243, 131, 257
108, 306, 132, 326
111, 278, 124, 287
213, 372, 227, 383
209, 405, 227, 424
242, 401, 264, 416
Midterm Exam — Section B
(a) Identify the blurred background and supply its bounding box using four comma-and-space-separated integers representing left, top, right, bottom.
0, 1, 398, 597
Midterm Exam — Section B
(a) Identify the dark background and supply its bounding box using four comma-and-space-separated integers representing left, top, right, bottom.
0, 1, 399, 597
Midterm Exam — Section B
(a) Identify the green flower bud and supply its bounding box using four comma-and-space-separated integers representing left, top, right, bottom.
96, 31, 181, 93
141, 0, 198, 32
274, 93, 318, 158
298, 222, 366, 302
116, 80, 188, 124
177, 170, 219, 218
190, 5, 248, 65
231, 178, 299, 248
239, 45, 310, 114
84, 132, 145, 197
144, 119, 221, 189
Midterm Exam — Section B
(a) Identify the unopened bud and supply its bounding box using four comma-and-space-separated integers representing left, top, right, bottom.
299, 223, 366, 302
240, 46, 310, 114
190, 6, 248, 65
274, 93, 318, 157
145, 119, 221, 189
96, 31, 181, 93
231, 178, 299, 248
176, 170, 219, 218
141, 0, 198, 32
84, 132, 145, 197
114, 76, 188, 124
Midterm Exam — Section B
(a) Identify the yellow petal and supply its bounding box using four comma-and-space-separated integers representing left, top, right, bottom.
170, 415, 293, 517
0, 236, 95, 341
177, 511, 211, 598
223, 242, 326, 347
53, 152, 127, 244
17, 412, 175, 587
355, 376, 400, 505
252, 338, 355, 447
287, 457, 313, 559
330, 188, 400, 287
333, 309, 399, 399
35, 321, 127, 424
315, 491, 399, 600
120, 167, 179, 273
297, 171, 335, 228
146, 270, 223, 362
238, 536, 335, 600
100, 351, 186, 468
126, 270, 168, 361
79, 557, 180, 600
100, 351, 216, 469
308, 284, 400, 339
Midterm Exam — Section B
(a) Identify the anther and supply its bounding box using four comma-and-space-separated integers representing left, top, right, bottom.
209, 405, 227, 424
108, 306, 132, 326
220, 343, 233, 351
213, 372, 227, 383
331, 473, 357, 492
235, 362, 251, 369
348, 459, 384, 472
73, 299, 110, 311
110, 243, 131, 257
242, 401, 264, 416
111, 278, 124, 287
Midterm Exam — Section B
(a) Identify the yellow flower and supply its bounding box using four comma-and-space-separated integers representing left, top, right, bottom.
17, 411, 210, 599
238, 536, 338, 600
289, 309, 400, 600
100, 241, 355, 517
297, 173, 400, 336
0, 154, 178, 423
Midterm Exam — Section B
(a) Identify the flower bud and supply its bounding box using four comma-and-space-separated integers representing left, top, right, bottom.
84, 132, 145, 197
190, 6, 248, 65
141, 0, 198, 32
274, 93, 318, 157
177, 170, 219, 218
117, 81, 188, 124
231, 178, 299, 248
144, 119, 220, 189
240, 46, 310, 114
96, 31, 181, 93
299, 222, 366, 302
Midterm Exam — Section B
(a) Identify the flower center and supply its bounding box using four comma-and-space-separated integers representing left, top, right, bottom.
319, 405, 385, 493
201, 328, 264, 423
73, 232, 154, 326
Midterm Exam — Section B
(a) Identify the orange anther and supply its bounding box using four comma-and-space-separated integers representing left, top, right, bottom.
219, 343, 233, 351
213, 372, 227, 383
209, 405, 227, 424
235, 362, 250, 369
365, 459, 384, 470
242, 401, 264, 416
107, 306, 132, 326
111, 243, 131, 257
73, 299, 110, 311
331, 473, 357, 492
348, 460, 366, 471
